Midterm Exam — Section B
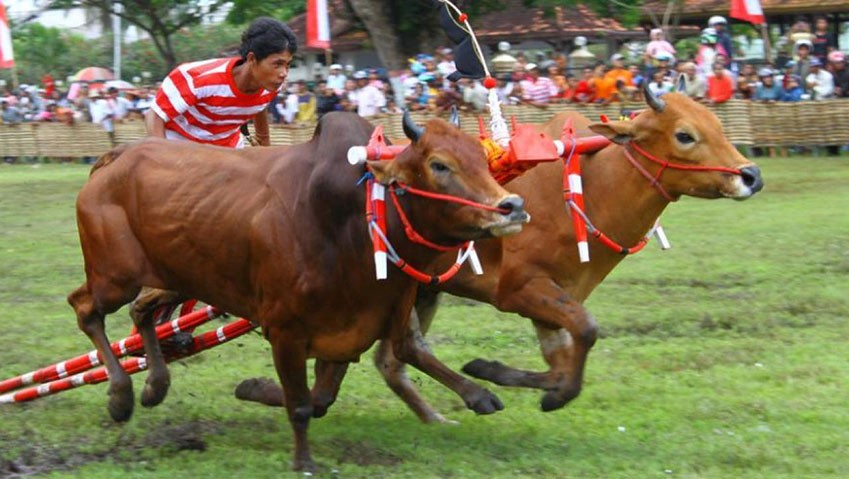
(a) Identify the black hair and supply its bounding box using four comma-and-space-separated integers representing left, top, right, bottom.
238, 17, 298, 61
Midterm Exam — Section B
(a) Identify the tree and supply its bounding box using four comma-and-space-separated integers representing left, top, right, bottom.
48, 0, 230, 70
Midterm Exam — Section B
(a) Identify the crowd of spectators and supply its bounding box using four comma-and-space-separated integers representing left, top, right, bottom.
1, 15, 847, 132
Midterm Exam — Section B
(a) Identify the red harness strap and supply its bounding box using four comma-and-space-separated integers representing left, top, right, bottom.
365, 177, 486, 285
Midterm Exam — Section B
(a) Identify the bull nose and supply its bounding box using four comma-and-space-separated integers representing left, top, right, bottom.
497, 195, 525, 215
740, 166, 764, 193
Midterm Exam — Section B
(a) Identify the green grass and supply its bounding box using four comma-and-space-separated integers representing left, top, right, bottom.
1, 158, 848, 478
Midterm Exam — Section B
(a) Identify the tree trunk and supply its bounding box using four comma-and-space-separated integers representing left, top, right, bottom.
347, 0, 407, 70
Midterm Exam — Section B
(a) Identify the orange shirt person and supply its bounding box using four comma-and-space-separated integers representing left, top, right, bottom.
590, 64, 617, 103
603, 54, 635, 102
706, 62, 734, 104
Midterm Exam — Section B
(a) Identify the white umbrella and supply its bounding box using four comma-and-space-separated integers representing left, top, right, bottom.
104, 79, 135, 90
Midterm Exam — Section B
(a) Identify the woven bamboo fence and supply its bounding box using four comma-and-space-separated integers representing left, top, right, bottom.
2, 99, 849, 158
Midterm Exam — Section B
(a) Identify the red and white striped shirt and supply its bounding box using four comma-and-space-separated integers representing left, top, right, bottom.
152, 57, 276, 148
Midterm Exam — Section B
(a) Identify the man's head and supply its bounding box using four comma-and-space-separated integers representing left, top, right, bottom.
681, 62, 697, 78
815, 16, 828, 32
240, 17, 298, 92
329, 64, 343, 74
795, 40, 812, 59
809, 57, 822, 71
708, 15, 727, 31
712, 62, 726, 77
525, 63, 540, 79
610, 53, 625, 68
828, 50, 845, 69
758, 68, 774, 84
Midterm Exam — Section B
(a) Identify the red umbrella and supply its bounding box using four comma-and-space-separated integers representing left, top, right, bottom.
71, 67, 114, 83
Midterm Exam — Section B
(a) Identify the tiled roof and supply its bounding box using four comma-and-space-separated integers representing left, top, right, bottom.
473, 1, 642, 42
643, 0, 849, 19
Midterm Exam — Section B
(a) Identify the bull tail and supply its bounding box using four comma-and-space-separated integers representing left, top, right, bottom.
89, 144, 129, 176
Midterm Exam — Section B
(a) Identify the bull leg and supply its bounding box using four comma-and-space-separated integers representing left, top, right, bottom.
374, 288, 455, 424
129, 287, 187, 408
68, 282, 139, 422
233, 360, 348, 416
267, 325, 315, 472
462, 277, 598, 411
391, 296, 503, 416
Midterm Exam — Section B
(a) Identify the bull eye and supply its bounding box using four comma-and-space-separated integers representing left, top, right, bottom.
675, 131, 695, 144
430, 161, 450, 174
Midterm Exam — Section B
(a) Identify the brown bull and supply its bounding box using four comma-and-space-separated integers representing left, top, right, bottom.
378, 87, 765, 420
242, 85, 764, 422
67, 111, 528, 470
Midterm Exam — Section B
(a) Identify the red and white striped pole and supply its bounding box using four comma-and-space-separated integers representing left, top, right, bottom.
0, 306, 222, 395
0, 317, 254, 404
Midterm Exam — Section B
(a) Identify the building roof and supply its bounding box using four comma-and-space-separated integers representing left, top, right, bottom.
473, 1, 643, 43
643, 0, 849, 20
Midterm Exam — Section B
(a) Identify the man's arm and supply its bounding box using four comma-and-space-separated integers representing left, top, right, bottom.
144, 108, 166, 138
253, 109, 270, 146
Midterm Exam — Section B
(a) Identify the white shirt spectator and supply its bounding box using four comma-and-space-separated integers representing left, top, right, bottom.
806, 68, 834, 99
90, 98, 115, 133
327, 73, 347, 94
354, 84, 386, 117
277, 93, 300, 124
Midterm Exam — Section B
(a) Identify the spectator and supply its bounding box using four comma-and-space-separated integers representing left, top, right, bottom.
353, 70, 385, 117
828, 51, 849, 97
654, 52, 675, 83
294, 80, 317, 123
696, 28, 720, 79
437, 48, 457, 79
494, 75, 515, 105
383, 98, 404, 114
558, 73, 577, 102
629, 64, 645, 89
604, 53, 635, 101
708, 16, 734, 65
326, 64, 347, 95
406, 82, 430, 111
737, 63, 759, 99
812, 16, 837, 63
589, 63, 617, 104
753, 68, 782, 102
461, 78, 488, 111
780, 74, 804, 101
572, 67, 595, 103
806, 57, 834, 100
646, 69, 673, 98
546, 63, 568, 97
1, 99, 23, 125
106, 87, 132, 121
315, 81, 341, 118
793, 39, 814, 83
789, 20, 815, 58
645, 28, 677, 69
519, 63, 557, 106
706, 62, 734, 104
89, 89, 116, 145
680, 62, 707, 100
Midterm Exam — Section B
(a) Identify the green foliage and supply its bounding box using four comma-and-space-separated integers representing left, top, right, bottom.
0, 24, 109, 87
225, 0, 305, 25
0, 155, 848, 477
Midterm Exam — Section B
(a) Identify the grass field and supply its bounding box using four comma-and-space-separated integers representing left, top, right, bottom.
0, 157, 848, 478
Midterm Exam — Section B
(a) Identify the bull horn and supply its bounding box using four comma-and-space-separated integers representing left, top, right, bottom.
449, 105, 460, 128
643, 81, 666, 113
403, 110, 424, 143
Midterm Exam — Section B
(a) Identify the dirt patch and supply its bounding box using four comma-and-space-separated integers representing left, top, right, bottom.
0, 420, 220, 478
327, 438, 403, 467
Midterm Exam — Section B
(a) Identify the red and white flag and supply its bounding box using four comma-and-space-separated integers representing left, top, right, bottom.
0, 1, 14, 69
730, 0, 765, 25
306, 0, 330, 50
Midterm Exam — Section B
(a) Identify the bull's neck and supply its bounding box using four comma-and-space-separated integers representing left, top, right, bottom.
579, 142, 671, 246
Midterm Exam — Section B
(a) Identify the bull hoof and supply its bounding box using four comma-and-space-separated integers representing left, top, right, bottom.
107, 388, 134, 422
234, 377, 284, 407
465, 389, 504, 415
461, 358, 500, 382
140, 376, 170, 408
540, 388, 580, 412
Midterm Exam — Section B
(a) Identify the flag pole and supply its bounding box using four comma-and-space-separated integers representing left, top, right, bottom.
759, 23, 772, 63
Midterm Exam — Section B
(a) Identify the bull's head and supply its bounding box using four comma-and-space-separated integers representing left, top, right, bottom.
368, 112, 529, 243
587, 77, 763, 200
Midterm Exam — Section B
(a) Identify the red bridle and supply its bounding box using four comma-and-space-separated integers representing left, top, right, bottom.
562, 136, 742, 259
624, 140, 744, 202
365, 175, 504, 285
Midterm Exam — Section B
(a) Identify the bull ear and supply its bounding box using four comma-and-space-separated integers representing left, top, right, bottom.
676, 73, 687, 93
367, 159, 409, 185
588, 120, 636, 145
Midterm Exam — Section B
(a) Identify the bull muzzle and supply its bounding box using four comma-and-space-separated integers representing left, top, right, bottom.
487, 194, 530, 237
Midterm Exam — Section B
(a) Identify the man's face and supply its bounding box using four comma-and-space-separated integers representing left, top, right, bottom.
798, 46, 810, 59
713, 65, 725, 77
251, 50, 294, 92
